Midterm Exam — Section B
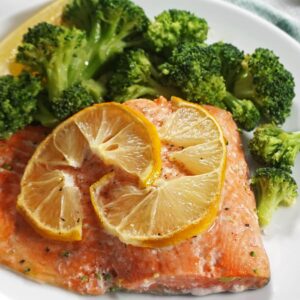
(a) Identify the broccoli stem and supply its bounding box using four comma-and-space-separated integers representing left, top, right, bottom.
222, 92, 260, 131
84, 37, 126, 79
256, 178, 296, 227
223, 92, 242, 111
257, 187, 280, 227
34, 99, 59, 127
148, 64, 180, 98
47, 61, 69, 100
233, 72, 256, 100
84, 17, 140, 79
47, 43, 87, 100
253, 167, 298, 227
147, 77, 179, 98
115, 86, 159, 102
121, 79, 178, 101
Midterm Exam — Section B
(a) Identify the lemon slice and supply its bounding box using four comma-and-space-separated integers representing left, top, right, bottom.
90, 98, 226, 247
74, 103, 161, 184
17, 103, 161, 241
169, 141, 225, 175
17, 168, 82, 241
159, 97, 222, 147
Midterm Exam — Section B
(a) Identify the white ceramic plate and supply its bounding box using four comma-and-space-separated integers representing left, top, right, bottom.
0, 0, 300, 299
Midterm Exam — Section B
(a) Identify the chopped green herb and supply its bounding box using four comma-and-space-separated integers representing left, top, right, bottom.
109, 286, 119, 293
103, 273, 112, 281
24, 267, 31, 274
80, 275, 89, 282
1, 163, 12, 171
61, 250, 70, 258
250, 251, 256, 257
219, 276, 238, 283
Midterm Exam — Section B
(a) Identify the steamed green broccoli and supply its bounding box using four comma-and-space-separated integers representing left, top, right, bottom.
34, 97, 59, 128
160, 43, 226, 106
16, 22, 105, 123
210, 42, 244, 91
233, 48, 295, 124
63, 0, 149, 76
249, 123, 300, 170
145, 9, 208, 54
160, 43, 260, 130
222, 93, 260, 131
107, 49, 180, 102
51, 83, 97, 120
251, 167, 298, 227
210, 42, 260, 130
17, 23, 88, 100
16, 0, 149, 125
0, 72, 42, 139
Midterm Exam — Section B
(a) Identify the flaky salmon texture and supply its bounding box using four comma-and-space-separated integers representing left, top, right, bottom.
0, 97, 269, 296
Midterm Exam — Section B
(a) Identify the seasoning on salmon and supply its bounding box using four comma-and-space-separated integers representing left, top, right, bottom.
0, 98, 270, 295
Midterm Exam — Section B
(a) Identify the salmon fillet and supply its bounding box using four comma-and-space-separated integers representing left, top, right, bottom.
0, 98, 270, 295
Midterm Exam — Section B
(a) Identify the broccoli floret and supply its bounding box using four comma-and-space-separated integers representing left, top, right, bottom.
210, 43, 259, 130
17, 22, 105, 122
210, 42, 244, 91
17, 22, 89, 100
251, 167, 298, 227
63, 0, 149, 77
51, 83, 96, 120
160, 43, 226, 106
107, 49, 180, 102
0, 72, 42, 139
233, 48, 295, 124
62, 0, 97, 33
50, 78, 105, 120
145, 9, 208, 54
223, 93, 260, 131
160, 43, 260, 130
249, 123, 300, 169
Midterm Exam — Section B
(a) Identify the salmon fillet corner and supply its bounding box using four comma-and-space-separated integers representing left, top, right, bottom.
0, 97, 270, 296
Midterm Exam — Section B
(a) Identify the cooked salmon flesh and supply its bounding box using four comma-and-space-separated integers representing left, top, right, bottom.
0, 98, 270, 295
